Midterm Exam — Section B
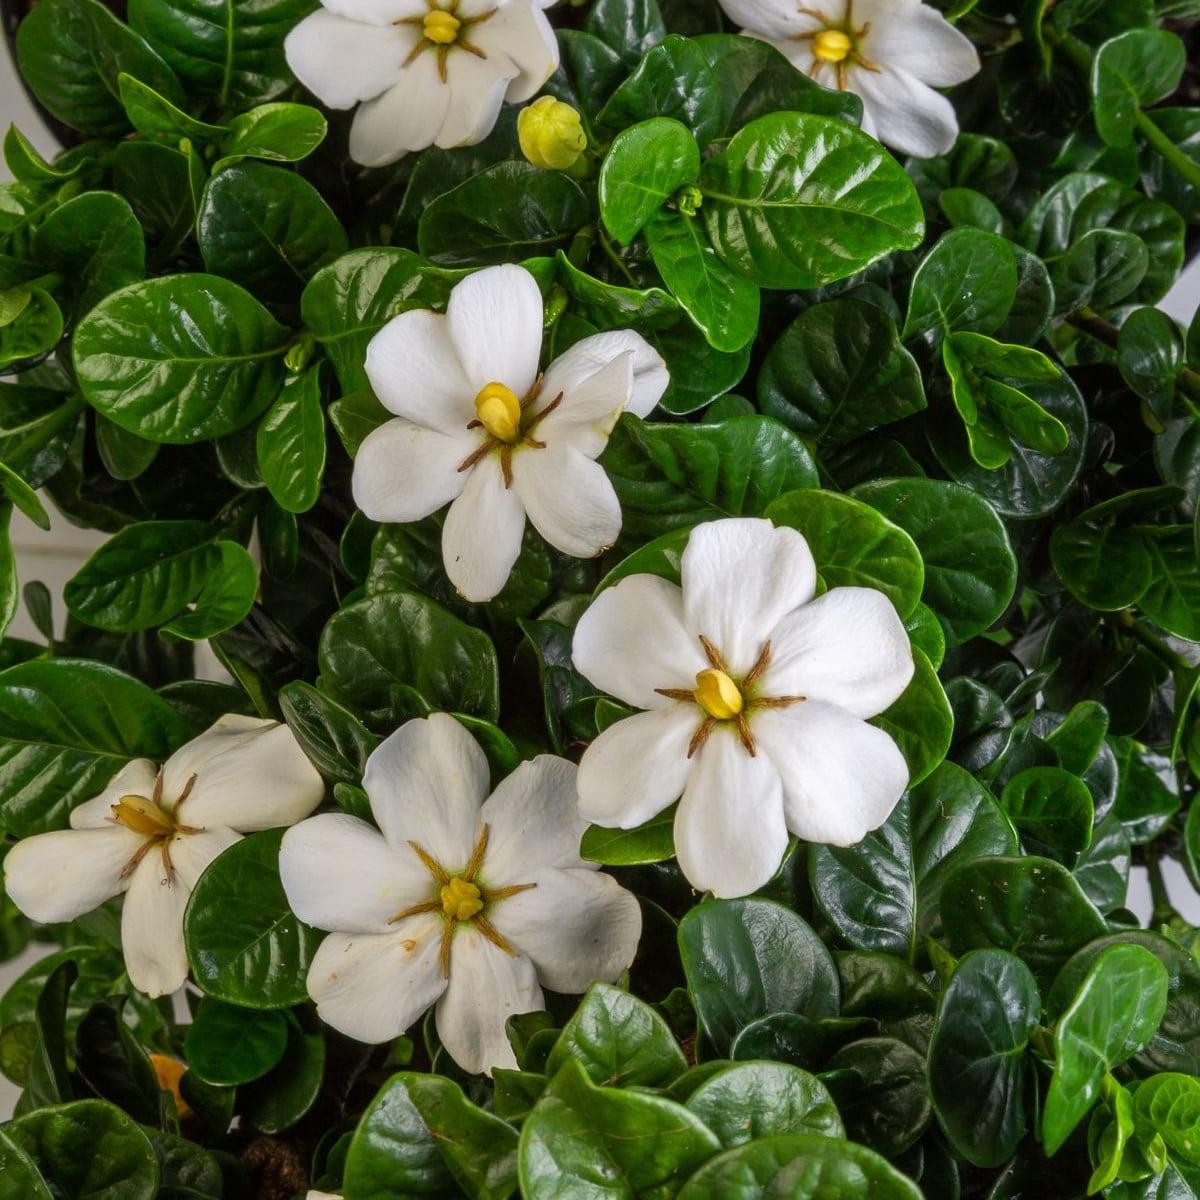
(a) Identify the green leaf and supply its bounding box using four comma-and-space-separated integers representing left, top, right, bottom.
678, 898, 838, 1055
903, 228, 1018, 343
128, 0, 313, 109
16, 0, 183, 136
278, 680, 379, 787
765, 488, 925, 619
73, 274, 291, 444
198, 162, 348, 307
1043, 944, 1169, 1155
216, 102, 327, 168
519, 1059, 720, 1199
1118, 306, 1183, 418
1141, 526, 1200, 641
346, 1071, 519, 1200
73, 997, 161, 1125
1111, 736, 1180, 846
0, 658, 194, 837
601, 413, 818, 535
256, 365, 326, 514
64, 520, 226, 633
586, 0, 666, 68
242, 1021, 325, 1134
644, 211, 760, 352
160, 539, 258, 641
0, 1127, 52, 1200
184, 829, 321, 1008
318, 590, 500, 725
600, 119, 700, 245
3, 124, 81, 187
0, 462, 49, 532
928, 949, 1040, 1169
580, 808, 675, 866
810, 762, 1016, 962
686, 1061, 843, 1148
675, 1133, 922, 1200
823, 1036, 930, 1157
32, 192, 146, 323
546, 983, 687, 1089
118, 72, 226, 142
555, 253, 681, 330
420, 163, 588, 267
1092, 30, 1186, 147
758, 298, 925, 445
5, 1099, 159, 1199
941, 855, 1108, 987
1002, 766, 1096, 854
852, 477, 1018, 645
598, 36, 723, 144
701, 112, 924, 290
0, 289, 62, 370
183, 999, 288, 1085
1133, 1074, 1200, 1166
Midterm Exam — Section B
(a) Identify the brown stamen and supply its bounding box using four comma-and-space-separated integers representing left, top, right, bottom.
119, 839, 156, 881
173, 773, 197, 814
522, 392, 563, 439
457, 36, 487, 60
655, 687, 697, 702
499, 445, 513, 488
475, 915, 519, 957
483, 882, 537, 902
743, 641, 772, 689
688, 717, 716, 758
388, 899, 442, 924
463, 825, 489, 882
401, 38, 428, 68
438, 919, 455, 978
698, 635, 726, 672
749, 694, 807, 709
409, 840, 451, 884
735, 714, 757, 756
456, 440, 494, 474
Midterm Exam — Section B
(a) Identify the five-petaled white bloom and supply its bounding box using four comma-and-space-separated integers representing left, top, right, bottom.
352, 264, 668, 603
572, 518, 914, 899
716, 0, 979, 158
3, 716, 324, 998
279, 714, 642, 1076
285, 0, 559, 166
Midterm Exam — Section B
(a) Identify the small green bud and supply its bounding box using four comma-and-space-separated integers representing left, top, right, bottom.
674, 184, 704, 217
519, 96, 587, 172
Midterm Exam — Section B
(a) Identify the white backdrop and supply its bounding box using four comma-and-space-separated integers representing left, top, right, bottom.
1, 63, 1200, 1119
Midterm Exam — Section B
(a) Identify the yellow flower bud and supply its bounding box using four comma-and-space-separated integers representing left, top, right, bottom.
441, 877, 484, 921
519, 96, 587, 172
474, 382, 522, 443
812, 28, 853, 63
694, 669, 744, 721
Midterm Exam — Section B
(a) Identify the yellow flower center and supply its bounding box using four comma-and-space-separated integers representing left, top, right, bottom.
423, 8, 460, 43
694, 669, 744, 721
812, 28, 853, 62
474, 382, 522, 443
111, 794, 176, 837
441, 876, 484, 921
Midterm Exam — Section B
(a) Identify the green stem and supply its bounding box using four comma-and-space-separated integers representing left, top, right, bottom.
566, 224, 595, 269
598, 230, 640, 289
1122, 615, 1193, 674
1145, 847, 1180, 927
1135, 108, 1200, 195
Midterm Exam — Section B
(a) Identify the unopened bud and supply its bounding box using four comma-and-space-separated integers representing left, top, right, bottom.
519, 96, 587, 172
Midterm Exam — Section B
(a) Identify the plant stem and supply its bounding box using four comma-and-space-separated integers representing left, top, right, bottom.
598, 229, 640, 288
1145, 847, 1180, 927
1121, 615, 1193, 675
1135, 108, 1200, 194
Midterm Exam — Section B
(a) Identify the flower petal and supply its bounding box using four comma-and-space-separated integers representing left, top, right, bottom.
365, 309, 473, 432
718, 0, 828, 38
533, 350, 633, 460
4, 827, 140, 923
281, 813, 432, 933
488, 866, 641, 993
759, 587, 914, 719
436, 929, 542, 1074
349, 53, 453, 166
540, 330, 667, 423
576, 706, 697, 828
849, 62, 962, 159
363, 714, 490, 868
572, 574, 707, 708
446, 265, 544, 401
754, 701, 909, 845
352, 418, 478, 524
442, 454, 527, 602
482, 0, 561, 103
284, 11, 411, 109
674, 730, 789, 898
169, 827, 242, 889
857, 0, 981, 87
307, 918, 448, 1044
438, 49, 516, 149
121, 851, 191, 998
164, 718, 323, 833
69, 758, 159, 829
322, 0, 425, 24
479, 756, 590, 879
511, 445, 622, 559
681, 518, 817, 676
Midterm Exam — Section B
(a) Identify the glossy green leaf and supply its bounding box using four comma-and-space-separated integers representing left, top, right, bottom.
1092, 30, 1186, 147
278, 680, 379, 787
160, 539, 258, 641
871, 646, 953, 786
242, 1021, 325, 1134
1001, 766, 1095, 853
183, 999, 288, 1085
216, 102, 327, 168
599, 118, 700, 244
256, 365, 326, 513
903, 228, 1018, 343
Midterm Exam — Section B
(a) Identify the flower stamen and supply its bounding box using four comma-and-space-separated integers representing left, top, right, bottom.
688, 717, 717, 758
695, 669, 744, 720
698, 634, 727, 672
474, 382, 521, 443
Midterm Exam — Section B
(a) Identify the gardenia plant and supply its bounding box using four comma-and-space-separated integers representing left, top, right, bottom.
3, 0, 1200, 1197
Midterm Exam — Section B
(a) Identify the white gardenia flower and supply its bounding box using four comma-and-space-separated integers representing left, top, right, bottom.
352, 264, 669, 603
279, 714, 642, 1076
285, 0, 559, 166
717, 0, 980, 158
572, 517, 915, 899
3, 716, 324, 998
